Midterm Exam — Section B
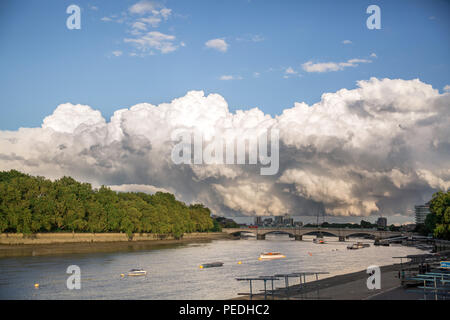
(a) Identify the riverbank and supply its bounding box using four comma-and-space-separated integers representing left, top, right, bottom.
0, 232, 230, 258
232, 263, 427, 300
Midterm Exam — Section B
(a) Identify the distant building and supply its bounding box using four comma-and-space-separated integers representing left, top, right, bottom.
254, 216, 263, 226
377, 217, 387, 228
275, 216, 283, 225
415, 204, 431, 224
263, 218, 273, 226
283, 215, 294, 226
294, 221, 303, 227
401, 224, 416, 232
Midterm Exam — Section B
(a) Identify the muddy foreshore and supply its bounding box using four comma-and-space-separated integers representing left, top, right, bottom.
0, 232, 231, 258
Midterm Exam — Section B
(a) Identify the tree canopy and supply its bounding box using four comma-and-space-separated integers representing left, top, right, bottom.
0, 170, 214, 239
429, 190, 450, 240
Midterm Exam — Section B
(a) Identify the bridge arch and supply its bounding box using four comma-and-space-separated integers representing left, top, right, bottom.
260, 230, 295, 237
229, 230, 257, 237
300, 230, 340, 237
345, 232, 376, 238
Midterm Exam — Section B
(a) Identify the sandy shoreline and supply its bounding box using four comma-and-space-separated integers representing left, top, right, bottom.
0, 232, 230, 258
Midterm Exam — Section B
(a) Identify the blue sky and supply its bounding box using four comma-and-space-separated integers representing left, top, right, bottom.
0, 0, 449, 130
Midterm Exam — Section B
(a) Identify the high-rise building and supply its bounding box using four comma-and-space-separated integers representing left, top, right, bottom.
415, 204, 430, 224
377, 217, 387, 228
275, 216, 283, 225
283, 215, 294, 226
254, 216, 263, 226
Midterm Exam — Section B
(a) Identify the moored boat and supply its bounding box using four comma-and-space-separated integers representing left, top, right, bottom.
347, 242, 370, 250
127, 268, 147, 276
259, 252, 286, 260
313, 238, 326, 244
200, 262, 224, 268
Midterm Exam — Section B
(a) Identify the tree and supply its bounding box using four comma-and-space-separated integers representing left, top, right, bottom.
360, 220, 374, 229
429, 191, 450, 240
424, 213, 436, 236
210, 219, 222, 232
0, 170, 215, 236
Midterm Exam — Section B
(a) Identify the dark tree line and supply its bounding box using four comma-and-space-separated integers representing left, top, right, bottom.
0, 170, 214, 238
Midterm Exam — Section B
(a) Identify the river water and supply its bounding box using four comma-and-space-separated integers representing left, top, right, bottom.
0, 235, 425, 299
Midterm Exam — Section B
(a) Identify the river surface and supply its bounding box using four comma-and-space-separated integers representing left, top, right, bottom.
0, 235, 425, 299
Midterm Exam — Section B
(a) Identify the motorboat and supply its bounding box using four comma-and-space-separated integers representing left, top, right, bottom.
259, 252, 286, 260
127, 268, 147, 276
313, 238, 325, 244
200, 262, 224, 269
347, 242, 370, 250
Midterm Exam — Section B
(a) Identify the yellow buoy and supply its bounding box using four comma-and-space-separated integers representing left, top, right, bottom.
34, 283, 39, 288
258, 257, 262, 261
238, 261, 242, 265
199, 265, 203, 269
120, 273, 125, 277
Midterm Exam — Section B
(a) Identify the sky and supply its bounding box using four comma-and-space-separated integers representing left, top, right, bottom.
1, 0, 449, 129
0, 0, 449, 224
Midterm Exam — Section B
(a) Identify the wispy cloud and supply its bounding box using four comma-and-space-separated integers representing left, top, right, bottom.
102, 1, 178, 56
124, 31, 179, 54
205, 38, 228, 52
342, 40, 352, 44
219, 75, 242, 80
129, 1, 161, 15
236, 34, 264, 42
285, 67, 297, 74
302, 58, 372, 73
283, 67, 299, 78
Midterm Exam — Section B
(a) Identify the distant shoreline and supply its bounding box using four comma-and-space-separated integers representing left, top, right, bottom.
0, 232, 230, 258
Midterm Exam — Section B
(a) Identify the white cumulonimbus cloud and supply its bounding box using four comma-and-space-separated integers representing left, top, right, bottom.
0, 78, 448, 218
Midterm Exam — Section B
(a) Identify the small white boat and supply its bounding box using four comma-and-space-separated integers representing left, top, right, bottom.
259, 252, 286, 260
127, 268, 147, 276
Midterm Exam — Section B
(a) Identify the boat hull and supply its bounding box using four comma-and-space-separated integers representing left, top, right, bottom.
259, 255, 285, 260
128, 271, 147, 276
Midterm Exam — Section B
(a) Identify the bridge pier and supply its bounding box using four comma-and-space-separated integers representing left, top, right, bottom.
339, 236, 346, 242
257, 234, 266, 240
294, 235, 303, 241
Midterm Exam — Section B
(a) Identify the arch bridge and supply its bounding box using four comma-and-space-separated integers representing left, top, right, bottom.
223, 227, 406, 241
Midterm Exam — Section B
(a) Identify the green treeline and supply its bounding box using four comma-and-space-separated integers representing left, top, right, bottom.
422, 191, 450, 240
0, 170, 215, 239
